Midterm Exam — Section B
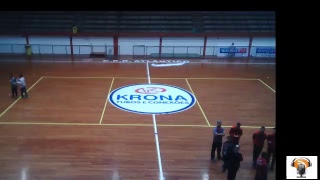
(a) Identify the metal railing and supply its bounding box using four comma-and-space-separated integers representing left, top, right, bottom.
0, 44, 119, 56
0, 44, 275, 58
133, 45, 275, 58
72, 45, 118, 55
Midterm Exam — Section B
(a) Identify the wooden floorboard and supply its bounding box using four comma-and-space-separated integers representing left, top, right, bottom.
0, 60, 276, 179
0, 78, 113, 124
0, 125, 158, 180
158, 127, 275, 180
187, 79, 276, 127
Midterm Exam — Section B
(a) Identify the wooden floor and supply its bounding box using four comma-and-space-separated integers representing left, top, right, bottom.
0, 60, 276, 180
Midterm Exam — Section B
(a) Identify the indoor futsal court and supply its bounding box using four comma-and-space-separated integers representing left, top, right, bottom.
0, 60, 276, 179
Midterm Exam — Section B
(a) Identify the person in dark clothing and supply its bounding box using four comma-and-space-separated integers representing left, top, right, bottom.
267, 127, 276, 170
229, 43, 236, 58
9, 73, 18, 98
255, 152, 269, 180
226, 144, 243, 180
211, 120, 225, 161
229, 122, 243, 145
252, 126, 267, 168
221, 135, 235, 172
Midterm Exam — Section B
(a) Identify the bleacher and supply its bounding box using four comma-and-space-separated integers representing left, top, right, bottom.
0, 11, 275, 34
117, 11, 193, 32
0, 11, 24, 33
201, 11, 275, 32
78, 11, 119, 33
22, 11, 75, 33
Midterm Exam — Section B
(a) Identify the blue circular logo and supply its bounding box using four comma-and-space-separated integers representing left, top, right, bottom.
109, 84, 196, 114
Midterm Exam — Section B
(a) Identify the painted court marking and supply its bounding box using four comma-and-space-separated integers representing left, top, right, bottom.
108, 84, 196, 114
43, 76, 276, 94
0, 76, 275, 128
258, 79, 276, 92
0, 76, 44, 119
0, 59, 275, 65
43, 76, 259, 80
185, 79, 211, 126
0, 121, 275, 128
146, 62, 164, 180
99, 78, 115, 124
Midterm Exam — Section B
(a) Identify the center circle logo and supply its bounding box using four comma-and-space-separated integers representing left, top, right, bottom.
109, 84, 196, 114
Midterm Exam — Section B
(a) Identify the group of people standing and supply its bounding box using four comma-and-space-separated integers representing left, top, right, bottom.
211, 121, 276, 180
10, 73, 28, 98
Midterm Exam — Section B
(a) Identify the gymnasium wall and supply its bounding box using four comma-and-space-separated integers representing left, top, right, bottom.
119, 37, 159, 55
0, 36, 276, 57
0, 36, 26, 54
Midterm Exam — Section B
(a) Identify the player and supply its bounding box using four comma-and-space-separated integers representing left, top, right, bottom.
221, 136, 235, 172
9, 73, 18, 98
267, 127, 276, 170
229, 122, 243, 145
16, 73, 28, 98
252, 126, 267, 168
255, 152, 269, 180
226, 144, 243, 180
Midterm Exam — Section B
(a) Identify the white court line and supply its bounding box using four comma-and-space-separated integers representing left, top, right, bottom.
44, 76, 112, 79
146, 62, 165, 180
186, 77, 258, 80
43, 76, 258, 80
0, 121, 275, 128
258, 79, 276, 93
187, 62, 275, 65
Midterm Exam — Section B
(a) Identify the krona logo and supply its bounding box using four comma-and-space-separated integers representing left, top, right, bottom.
108, 84, 197, 114
135, 87, 166, 94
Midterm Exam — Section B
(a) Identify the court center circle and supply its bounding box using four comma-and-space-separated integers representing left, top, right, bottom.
109, 84, 196, 114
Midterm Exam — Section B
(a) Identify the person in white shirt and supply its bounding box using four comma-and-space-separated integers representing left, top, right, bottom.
16, 73, 28, 98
